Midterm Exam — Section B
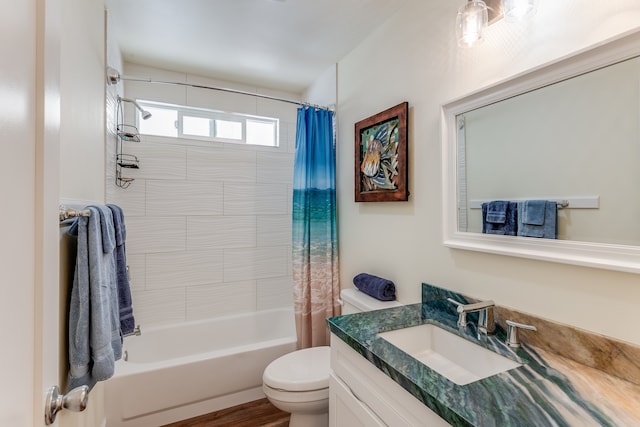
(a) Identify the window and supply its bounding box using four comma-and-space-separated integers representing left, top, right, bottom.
137, 100, 279, 147
138, 105, 178, 138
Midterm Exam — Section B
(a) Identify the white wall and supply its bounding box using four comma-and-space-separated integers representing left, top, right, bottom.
304, 64, 337, 107
106, 63, 299, 328
58, 0, 106, 202
337, 0, 640, 346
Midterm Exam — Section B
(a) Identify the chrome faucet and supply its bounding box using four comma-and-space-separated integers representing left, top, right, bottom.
447, 298, 496, 335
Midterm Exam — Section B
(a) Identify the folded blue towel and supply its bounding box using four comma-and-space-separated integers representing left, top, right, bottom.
482, 201, 518, 236
517, 200, 558, 239
353, 273, 396, 301
522, 200, 546, 225
107, 204, 136, 336
485, 200, 508, 224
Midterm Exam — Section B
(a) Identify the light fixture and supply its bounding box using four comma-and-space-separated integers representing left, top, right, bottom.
456, 0, 489, 48
501, 0, 537, 21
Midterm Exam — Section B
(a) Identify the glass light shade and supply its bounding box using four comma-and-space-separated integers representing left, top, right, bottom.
456, 1, 489, 48
501, 0, 538, 21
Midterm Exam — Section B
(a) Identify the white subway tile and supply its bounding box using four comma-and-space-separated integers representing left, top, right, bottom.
146, 250, 223, 290
224, 246, 288, 282
186, 216, 256, 250
186, 281, 256, 321
125, 254, 146, 291
257, 152, 294, 184
278, 121, 290, 152
123, 62, 188, 105
287, 184, 293, 216
126, 216, 186, 254
257, 215, 291, 247
256, 94, 299, 119
120, 142, 187, 180
223, 183, 288, 216
146, 180, 223, 216
131, 288, 186, 327
187, 147, 256, 182
106, 179, 146, 217
286, 121, 297, 154
257, 276, 294, 310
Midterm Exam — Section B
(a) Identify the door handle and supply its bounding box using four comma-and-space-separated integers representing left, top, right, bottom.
44, 385, 89, 425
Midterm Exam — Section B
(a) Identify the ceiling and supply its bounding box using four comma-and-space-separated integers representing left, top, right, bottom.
107, 0, 408, 93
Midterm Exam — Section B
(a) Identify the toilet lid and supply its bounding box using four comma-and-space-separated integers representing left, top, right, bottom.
263, 346, 330, 392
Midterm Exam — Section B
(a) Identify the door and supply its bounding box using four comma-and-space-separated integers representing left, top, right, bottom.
0, 0, 61, 425
37, 0, 63, 425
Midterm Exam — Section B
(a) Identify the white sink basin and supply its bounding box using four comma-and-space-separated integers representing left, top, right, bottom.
378, 324, 521, 385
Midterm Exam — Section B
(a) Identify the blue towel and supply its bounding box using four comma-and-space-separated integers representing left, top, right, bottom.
517, 200, 558, 239
67, 205, 122, 391
522, 200, 546, 225
107, 204, 136, 336
485, 200, 508, 224
482, 201, 518, 236
353, 273, 396, 301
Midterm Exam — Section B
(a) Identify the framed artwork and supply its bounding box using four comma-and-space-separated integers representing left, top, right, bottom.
354, 102, 409, 202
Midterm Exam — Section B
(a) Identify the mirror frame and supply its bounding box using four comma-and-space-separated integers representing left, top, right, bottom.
441, 29, 640, 274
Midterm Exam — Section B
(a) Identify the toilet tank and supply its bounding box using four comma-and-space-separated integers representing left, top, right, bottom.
340, 288, 402, 314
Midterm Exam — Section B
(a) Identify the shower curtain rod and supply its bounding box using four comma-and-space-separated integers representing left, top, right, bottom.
106, 67, 333, 111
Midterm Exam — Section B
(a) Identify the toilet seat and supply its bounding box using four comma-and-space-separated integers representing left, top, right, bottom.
262, 384, 329, 403
263, 346, 330, 392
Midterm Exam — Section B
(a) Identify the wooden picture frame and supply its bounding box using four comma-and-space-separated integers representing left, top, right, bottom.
354, 102, 409, 202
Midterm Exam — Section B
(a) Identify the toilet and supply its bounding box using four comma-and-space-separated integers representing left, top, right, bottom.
262, 288, 402, 427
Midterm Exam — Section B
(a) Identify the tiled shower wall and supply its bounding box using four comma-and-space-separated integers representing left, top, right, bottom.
106, 63, 297, 328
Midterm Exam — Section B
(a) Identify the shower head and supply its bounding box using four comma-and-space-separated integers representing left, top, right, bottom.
118, 96, 152, 120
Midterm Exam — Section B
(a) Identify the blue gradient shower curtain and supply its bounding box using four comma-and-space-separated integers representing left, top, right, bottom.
292, 106, 340, 348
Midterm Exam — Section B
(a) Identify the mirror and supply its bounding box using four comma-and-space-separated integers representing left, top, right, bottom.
442, 29, 640, 274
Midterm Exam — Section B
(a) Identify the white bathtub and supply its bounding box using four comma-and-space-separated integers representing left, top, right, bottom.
104, 308, 297, 427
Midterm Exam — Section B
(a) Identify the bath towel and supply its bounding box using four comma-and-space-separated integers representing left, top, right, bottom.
517, 200, 558, 239
67, 205, 122, 392
107, 204, 136, 336
353, 273, 396, 301
482, 201, 518, 236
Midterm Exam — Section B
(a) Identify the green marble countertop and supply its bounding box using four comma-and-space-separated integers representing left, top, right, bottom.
327, 287, 640, 426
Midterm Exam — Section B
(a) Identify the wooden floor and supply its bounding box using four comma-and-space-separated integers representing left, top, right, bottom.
161, 398, 290, 427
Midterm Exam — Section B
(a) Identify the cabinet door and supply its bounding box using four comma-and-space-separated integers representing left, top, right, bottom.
331, 335, 451, 426
329, 374, 385, 427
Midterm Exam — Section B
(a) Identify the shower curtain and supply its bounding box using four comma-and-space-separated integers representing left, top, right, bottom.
292, 106, 340, 348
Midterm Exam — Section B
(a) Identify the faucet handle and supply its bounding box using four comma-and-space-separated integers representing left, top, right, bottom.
446, 298, 467, 328
506, 320, 537, 348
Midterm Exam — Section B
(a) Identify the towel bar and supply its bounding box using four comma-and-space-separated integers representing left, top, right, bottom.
469, 196, 599, 210
59, 206, 90, 222
123, 325, 141, 338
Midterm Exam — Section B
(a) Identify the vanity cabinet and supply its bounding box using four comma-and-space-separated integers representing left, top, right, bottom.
329, 334, 451, 427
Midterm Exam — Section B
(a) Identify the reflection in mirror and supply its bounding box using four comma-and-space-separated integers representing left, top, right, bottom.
441, 29, 640, 274
458, 55, 640, 246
